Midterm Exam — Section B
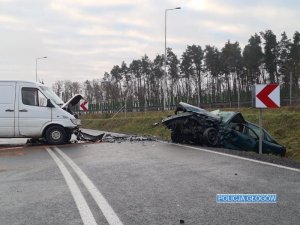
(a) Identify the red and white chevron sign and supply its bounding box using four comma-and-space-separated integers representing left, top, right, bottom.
80, 100, 89, 111
255, 84, 280, 108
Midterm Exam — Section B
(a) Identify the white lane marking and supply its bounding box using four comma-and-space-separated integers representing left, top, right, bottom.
46, 148, 97, 225
54, 147, 124, 225
163, 142, 300, 173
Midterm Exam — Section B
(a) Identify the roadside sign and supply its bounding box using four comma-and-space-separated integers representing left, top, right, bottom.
255, 84, 280, 155
255, 84, 280, 108
80, 100, 89, 111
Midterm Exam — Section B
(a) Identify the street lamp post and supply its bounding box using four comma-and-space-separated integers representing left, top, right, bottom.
36, 56, 47, 82
163, 7, 181, 111
290, 71, 292, 105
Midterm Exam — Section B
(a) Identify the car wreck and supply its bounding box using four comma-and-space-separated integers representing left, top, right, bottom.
161, 102, 286, 156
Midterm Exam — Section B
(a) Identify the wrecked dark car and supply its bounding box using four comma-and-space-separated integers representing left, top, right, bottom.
162, 102, 286, 156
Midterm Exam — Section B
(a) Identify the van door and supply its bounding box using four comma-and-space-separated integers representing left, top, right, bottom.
17, 85, 51, 137
0, 82, 16, 137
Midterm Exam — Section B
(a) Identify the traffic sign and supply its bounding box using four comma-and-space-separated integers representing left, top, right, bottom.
255, 84, 280, 108
80, 100, 89, 111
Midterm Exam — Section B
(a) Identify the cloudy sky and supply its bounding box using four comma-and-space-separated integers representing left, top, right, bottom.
0, 0, 299, 86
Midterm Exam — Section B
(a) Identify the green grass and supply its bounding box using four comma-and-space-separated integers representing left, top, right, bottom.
82, 112, 171, 140
82, 106, 300, 162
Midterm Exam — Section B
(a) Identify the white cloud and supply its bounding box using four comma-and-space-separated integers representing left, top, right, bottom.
0, 15, 27, 31
36, 27, 57, 35
78, 26, 120, 37
0, 0, 299, 86
49, 2, 105, 24
0, 15, 20, 23
60, 0, 137, 7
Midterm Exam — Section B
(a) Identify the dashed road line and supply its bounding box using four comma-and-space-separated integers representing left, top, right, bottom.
54, 147, 124, 225
46, 148, 97, 225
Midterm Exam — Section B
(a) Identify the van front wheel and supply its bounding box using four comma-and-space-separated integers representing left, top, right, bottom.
45, 126, 66, 145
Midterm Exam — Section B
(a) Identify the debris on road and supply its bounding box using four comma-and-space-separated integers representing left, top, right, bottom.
25, 129, 105, 145
102, 134, 156, 143
24, 129, 156, 146
74, 130, 105, 142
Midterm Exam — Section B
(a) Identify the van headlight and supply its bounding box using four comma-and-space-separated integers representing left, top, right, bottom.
71, 119, 81, 126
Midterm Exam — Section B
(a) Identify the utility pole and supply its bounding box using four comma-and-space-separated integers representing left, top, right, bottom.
36, 56, 47, 82
163, 7, 181, 111
290, 71, 292, 105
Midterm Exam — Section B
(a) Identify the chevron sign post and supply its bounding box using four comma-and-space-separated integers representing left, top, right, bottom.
80, 100, 89, 111
255, 84, 280, 155
255, 84, 280, 108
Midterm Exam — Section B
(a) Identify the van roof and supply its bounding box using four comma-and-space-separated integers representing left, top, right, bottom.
0, 80, 44, 85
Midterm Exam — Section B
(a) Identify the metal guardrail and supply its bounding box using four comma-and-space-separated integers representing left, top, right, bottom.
75, 98, 300, 114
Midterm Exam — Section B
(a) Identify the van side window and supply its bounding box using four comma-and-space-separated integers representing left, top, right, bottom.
22, 88, 38, 106
22, 88, 48, 107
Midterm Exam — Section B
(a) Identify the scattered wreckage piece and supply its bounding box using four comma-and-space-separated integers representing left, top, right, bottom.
102, 134, 156, 143
161, 102, 286, 157
74, 130, 105, 142
26, 131, 155, 145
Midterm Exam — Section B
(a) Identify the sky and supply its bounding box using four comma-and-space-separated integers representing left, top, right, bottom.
0, 0, 299, 86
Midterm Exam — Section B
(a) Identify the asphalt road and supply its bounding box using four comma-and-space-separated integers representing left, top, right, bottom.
0, 136, 299, 225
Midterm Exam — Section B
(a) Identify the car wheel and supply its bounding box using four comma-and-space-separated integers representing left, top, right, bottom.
203, 127, 218, 146
171, 129, 183, 143
45, 125, 67, 145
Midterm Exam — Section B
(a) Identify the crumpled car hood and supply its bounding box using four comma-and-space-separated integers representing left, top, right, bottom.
177, 102, 220, 119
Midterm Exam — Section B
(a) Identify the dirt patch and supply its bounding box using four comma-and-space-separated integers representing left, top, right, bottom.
0, 168, 8, 172
0, 150, 26, 157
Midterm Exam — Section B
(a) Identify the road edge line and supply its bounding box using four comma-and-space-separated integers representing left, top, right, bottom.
54, 147, 124, 225
46, 148, 97, 225
160, 141, 300, 173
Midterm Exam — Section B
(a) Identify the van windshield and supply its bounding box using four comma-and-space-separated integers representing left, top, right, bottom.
39, 86, 64, 106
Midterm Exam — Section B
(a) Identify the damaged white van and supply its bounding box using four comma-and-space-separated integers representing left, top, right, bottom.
0, 81, 82, 145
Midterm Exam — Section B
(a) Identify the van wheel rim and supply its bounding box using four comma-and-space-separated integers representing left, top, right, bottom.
52, 131, 61, 140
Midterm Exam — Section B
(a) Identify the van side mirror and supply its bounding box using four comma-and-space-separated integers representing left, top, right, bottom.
47, 99, 54, 108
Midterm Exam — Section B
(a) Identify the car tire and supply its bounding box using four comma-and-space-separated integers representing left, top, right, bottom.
171, 129, 183, 143
203, 127, 218, 146
45, 125, 67, 145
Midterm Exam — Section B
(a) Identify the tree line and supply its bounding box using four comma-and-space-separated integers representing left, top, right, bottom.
52, 30, 300, 109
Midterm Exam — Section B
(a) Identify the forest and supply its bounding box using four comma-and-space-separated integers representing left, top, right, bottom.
52, 30, 300, 110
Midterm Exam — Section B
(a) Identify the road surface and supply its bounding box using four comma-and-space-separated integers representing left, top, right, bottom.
0, 136, 299, 225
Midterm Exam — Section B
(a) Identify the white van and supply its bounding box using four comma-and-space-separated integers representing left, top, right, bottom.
0, 81, 82, 145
